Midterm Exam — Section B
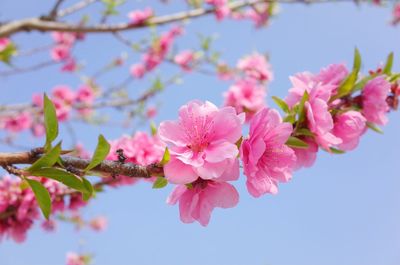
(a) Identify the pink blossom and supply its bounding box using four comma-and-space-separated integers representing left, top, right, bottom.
128, 7, 154, 25
158, 100, 243, 184
285, 72, 342, 150
174, 50, 195, 72
41, 219, 56, 232
52, 85, 76, 104
237, 53, 273, 82
142, 26, 183, 72
31, 123, 46, 137
68, 193, 87, 211
292, 137, 318, 170
89, 216, 108, 232
61, 59, 77, 72
240, 108, 296, 197
167, 180, 239, 226
4, 112, 32, 133
206, 0, 231, 20
107, 132, 166, 185
146, 106, 157, 118
51, 45, 71, 61
318, 63, 348, 88
66, 252, 85, 265
130, 63, 146, 78
0, 176, 38, 243
0, 38, 10, 52
76, 85, 95, 116
392, 3, 400, 25
223, 78, 266, 121
333, 111, 366, 151
362, 76, 390, 126
244, 3, 271, 27
52, 32, 76, 46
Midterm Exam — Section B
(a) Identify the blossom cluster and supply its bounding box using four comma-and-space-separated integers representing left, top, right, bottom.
130, 25, 184, 79
50, 32, 84, 72
0, 85, 95, 135
223, 52, 273, 121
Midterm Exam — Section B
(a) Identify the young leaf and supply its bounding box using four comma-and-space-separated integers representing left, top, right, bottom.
152, 177, 168, 189
85, 134, 110, 172
383, 52, 394, 75
285, 136, 309, 149
334, 48, 362, 99
295, 128, 314, 137
82, 177, 94, 201
29, 168, 88, 194
329, 147, 346, 154
272, 96, 290, 113
366, 121, 384, 134
297, 91, 309, 125
26, 179, 51, 219
28, 142, 62, 172
160, 147, 170, 165
150, 121, 157, 136
43, 94, 59, 151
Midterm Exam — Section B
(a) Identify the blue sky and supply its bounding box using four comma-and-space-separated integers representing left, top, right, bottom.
1, 1, 400, 265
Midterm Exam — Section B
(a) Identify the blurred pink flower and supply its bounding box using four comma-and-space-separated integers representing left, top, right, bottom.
174, 50, 195, 72
237, 53, 273, 82
223, 78, 266, 121
128, 7, 154, 25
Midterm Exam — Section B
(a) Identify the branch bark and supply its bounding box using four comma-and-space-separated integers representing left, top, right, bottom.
0, 150, 164, 178
0, 0, 343, 38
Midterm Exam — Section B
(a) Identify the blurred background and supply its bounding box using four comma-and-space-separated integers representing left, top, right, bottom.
0, 1, 400, 265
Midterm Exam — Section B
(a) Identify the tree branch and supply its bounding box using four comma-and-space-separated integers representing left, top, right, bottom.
0, 150, 164, 178
0, 0, 350, 38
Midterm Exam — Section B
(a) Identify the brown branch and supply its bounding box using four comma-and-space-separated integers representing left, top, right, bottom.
0, 150, 164, 178
0, 0, 342, 38
57, 0, 98, 18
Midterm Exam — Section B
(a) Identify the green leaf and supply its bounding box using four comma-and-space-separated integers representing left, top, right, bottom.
26, 179, 51, 219
28, 142, 62, 172
383, 52, 394, 75
85, 134, 110, 172
29, 168, 88, 193
329, 147, 346, 154
0, 42, 17, 64
43, 94, 59, 151
285, 136, 309, 149
235, 137, 243, 149
82, 177, 93, 201
152, 177, 168, 189
366, 121, 384, 134
150, 121, 157, 136
295, 128, 314, 137
160, 147, 170, 165
297, 91, 309, 125
283, 114, 296, 124
272, 96, 290, 113
334, 48, 362, 99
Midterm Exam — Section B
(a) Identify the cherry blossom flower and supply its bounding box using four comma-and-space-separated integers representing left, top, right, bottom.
237, 53, 273, 82
223, 78, 266, 121
174, 50, 196, 72
362, 76, 390, 126
3, 112, 32, 133
333, 111, 366, 151
89, 216, 108, 232
240, 108, 296, 197
158, 100, 243, 184
130, 63, 146, 78
292, 137, 319, 170
128, 7, 154, 25
66, 252, 86, 265
0, 38, 10, 52
167, 180, 239, 226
